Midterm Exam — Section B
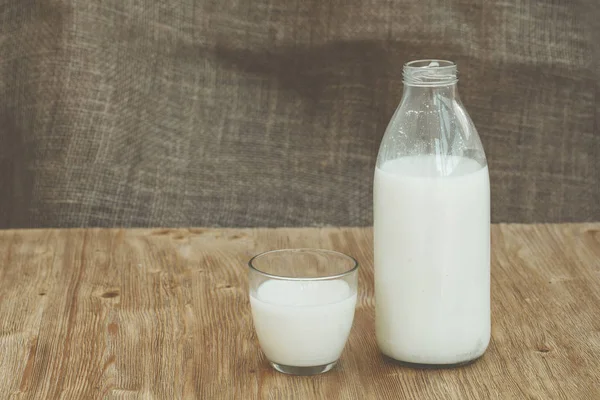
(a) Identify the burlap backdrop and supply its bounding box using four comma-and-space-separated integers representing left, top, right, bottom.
0, 0, 598, 227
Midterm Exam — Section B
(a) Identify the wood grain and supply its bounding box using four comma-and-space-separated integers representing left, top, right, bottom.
0, 225, 598, 399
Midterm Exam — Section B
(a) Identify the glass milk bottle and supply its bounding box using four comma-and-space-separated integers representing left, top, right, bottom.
373, 60, 490, 367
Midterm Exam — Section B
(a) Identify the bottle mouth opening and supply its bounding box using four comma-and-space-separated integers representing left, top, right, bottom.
403, 59, 458, 87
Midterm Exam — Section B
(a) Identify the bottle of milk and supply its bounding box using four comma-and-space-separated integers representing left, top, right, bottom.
374, 60, 490, 367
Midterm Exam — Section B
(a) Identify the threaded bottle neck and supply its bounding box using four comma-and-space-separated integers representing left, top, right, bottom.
402, 60, 458, 87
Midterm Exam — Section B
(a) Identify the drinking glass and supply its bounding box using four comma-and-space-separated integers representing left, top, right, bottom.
249, 249, 358, 375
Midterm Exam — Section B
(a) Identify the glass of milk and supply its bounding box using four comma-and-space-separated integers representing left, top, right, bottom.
248, 249, 358, 375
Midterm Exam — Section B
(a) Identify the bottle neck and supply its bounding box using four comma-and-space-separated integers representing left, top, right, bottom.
403, 84, 457, 99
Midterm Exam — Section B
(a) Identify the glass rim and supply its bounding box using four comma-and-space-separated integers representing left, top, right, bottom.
248, 248, 359, 281
404, 59, 456, 69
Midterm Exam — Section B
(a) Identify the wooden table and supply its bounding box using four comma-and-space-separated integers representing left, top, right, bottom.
0, 224, 598, 399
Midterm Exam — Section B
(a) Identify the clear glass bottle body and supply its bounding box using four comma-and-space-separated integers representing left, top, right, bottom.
374, 60, 490, 367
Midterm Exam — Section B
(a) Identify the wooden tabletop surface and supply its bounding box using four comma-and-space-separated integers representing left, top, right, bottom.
0, 224, 598, 399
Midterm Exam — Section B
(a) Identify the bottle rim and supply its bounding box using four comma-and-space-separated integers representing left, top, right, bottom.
403, 59, 458, 87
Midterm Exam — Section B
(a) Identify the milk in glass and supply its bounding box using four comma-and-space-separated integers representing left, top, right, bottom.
250, 280, 357, 367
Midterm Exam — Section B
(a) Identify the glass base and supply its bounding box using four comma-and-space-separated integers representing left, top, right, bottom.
270, 361, 337, 375
383, 354, 481, 369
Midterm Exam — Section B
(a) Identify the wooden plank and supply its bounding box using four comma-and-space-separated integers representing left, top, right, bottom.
0, 225, 598, 399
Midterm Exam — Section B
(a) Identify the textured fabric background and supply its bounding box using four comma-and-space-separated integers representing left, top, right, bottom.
0, 0, 598, 228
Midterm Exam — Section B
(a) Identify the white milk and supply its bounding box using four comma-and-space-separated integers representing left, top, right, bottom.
374, 155, 490, 365
250, 279, 357, 367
